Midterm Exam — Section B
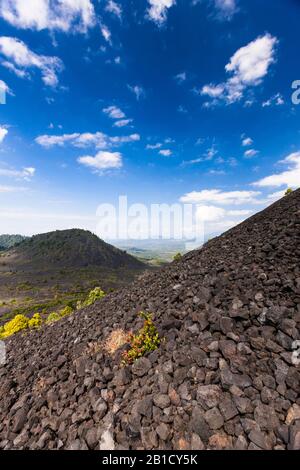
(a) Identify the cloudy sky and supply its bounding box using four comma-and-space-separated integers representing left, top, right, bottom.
0, 0, 299, 238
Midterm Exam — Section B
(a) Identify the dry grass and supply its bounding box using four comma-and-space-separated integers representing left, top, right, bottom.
104, 328, 128, 355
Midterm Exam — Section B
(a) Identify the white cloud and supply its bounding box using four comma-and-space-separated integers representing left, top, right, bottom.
253, 151, 300, 188
201, 34, 278, 105
201, 83, 225, 98
180, 189, 262, 205
214, 0, 238, 19
113, 119, 133, 128
175, 72, 186, 83
244, 148, 259, 158
146, 143, 162, 150
110, 134, 140, 145
159, 149, 172, 156
262, 92, 284, 107
267, 189, 286, 200
78, 151, 122, 172
196, 205, 252, 223
128, 84, 145, 101
147, 0, 176, 25
242, 136, 253, 146
0, 166, 35, 180
100, 23, 112, 44
197, 205, 226, 222
0, 125, 8, 143
35, 131, 140, 149
105, 1, 122, 19
103, 105, 125, 119
0, 36, 63, 87
0, 0, 95, 33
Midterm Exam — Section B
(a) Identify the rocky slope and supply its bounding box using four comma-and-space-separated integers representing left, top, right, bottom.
0, 191, 299, 450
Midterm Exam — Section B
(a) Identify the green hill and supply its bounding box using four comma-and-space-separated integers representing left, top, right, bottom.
10, 229, 144, 270
0, 234, 28, 250
0, 229, 147, 323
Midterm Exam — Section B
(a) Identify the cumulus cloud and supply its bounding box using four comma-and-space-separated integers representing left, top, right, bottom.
196, 204, 252, 222
0, 125, 8, 143
78, 151, 122, 172
244, 148, 259, 158
0, 36, 63, 87
180, 189, 262, 205
201, 84, 225, 98
0, 0, 95, 33
242, 136, 253, 146
103, 105, 125, 119
35, 131, 140, 149
146, 143, 162, 150
253, 151, 300, 188
0, 166, 35, 180
147, 0, 176, 25
201, 34, 278, 105
159, 149, 172, 156
113, 119, 133, 128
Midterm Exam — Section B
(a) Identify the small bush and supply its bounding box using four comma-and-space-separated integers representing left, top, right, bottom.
77, 287, 106, 309
173, 252, 182, 262
60, 306, 73, 317
28, 313, 42, 329
0, 314, 29, 339
285, 188, 293, 196
122, 312, 161, 365
46, 312, 61, 324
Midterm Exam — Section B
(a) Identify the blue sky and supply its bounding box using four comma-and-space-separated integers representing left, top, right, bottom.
0, 0, 299, 238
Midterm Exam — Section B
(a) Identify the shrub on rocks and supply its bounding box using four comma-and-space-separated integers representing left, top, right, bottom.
173, 252, 182, 262
0, 312, 42, 339
122, 312, 161, 365
28, 313, 42, 329
77, 287, 106, 309
0, 314, 29, 339
46, 312, 61, 324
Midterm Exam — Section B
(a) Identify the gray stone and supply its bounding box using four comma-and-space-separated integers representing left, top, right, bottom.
132, 357, 152, 377
153, 394, 170, 409
197, 385, 222, 409
219, 397, 239, 421
204, 407, 224, 430
156, 423, 170, 441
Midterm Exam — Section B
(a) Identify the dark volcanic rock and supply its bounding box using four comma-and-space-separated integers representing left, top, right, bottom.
1, 189, 300, 450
